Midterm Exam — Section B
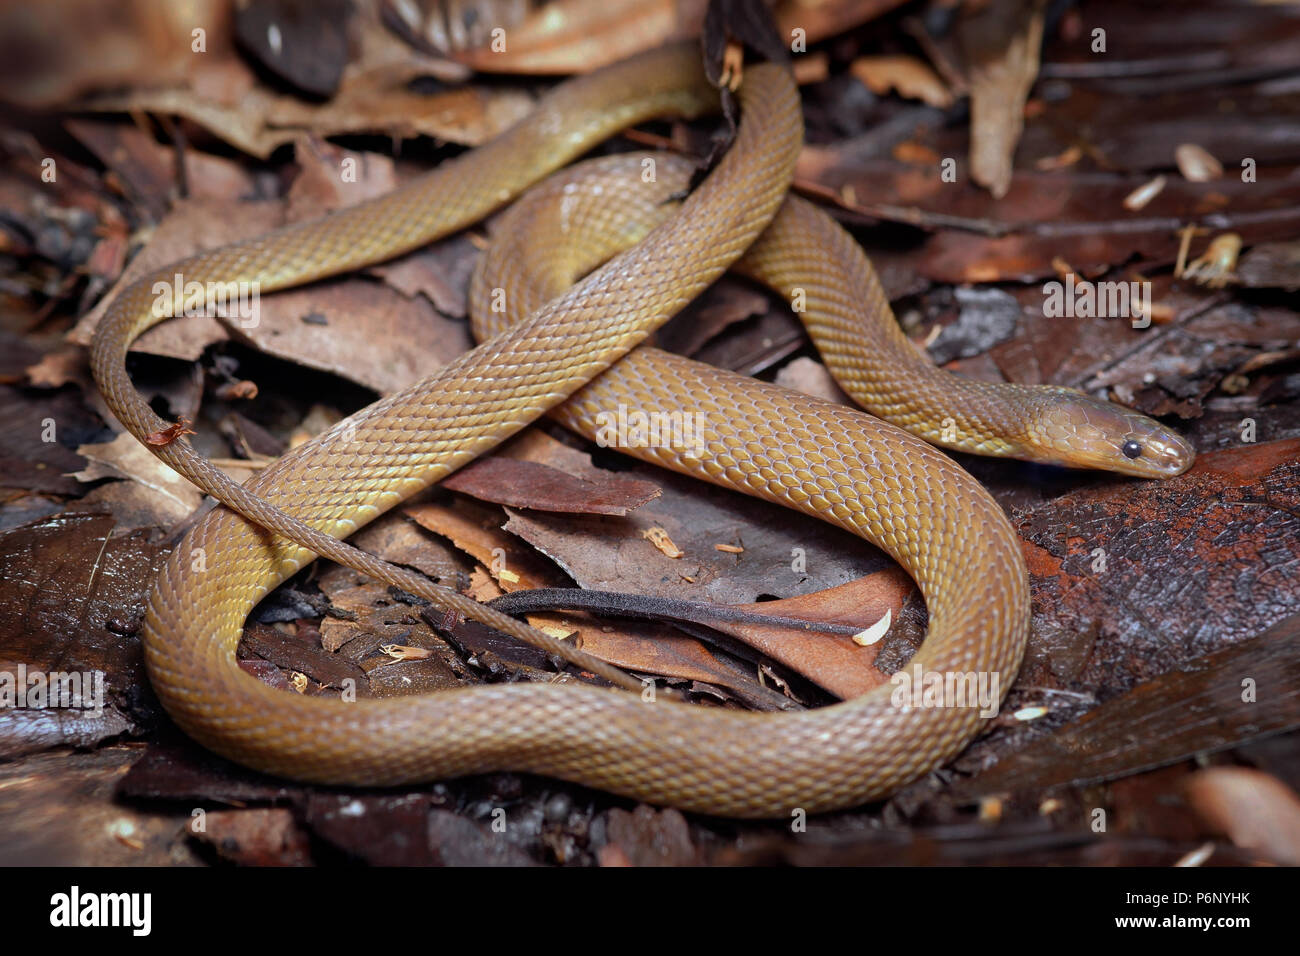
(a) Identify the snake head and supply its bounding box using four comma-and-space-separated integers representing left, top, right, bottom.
1025, 388, 1196, 478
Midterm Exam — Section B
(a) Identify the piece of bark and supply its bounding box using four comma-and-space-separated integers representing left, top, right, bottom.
952, 612, 1300, 798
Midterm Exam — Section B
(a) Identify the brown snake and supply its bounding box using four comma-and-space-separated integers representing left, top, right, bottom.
90, 43, 1193, 817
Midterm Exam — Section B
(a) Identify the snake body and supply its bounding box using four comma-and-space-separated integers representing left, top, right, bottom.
90, 44, 1193, 816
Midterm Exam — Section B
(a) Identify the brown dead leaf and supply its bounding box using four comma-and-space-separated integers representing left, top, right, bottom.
850, 55, 954, 109
404, 498, 558, 592
72, 192, 475, 394
241, 622, 366, 691
234, 0, 351, 98
453, 0, 908, 74
64, 118, 261, 221
78, 15, 533, 158
453, 0, 698, 74
240, 280, 474, 394
773, 356, 853, 406
463, 430, 921, 697
403, 497, 785, 702
0, 386, 91, 496
348, 510, 471, 584
24, 347, 90, 390
71, 197, 286, 354
0, 0, 229, 109
959, 0, 1047, 198
600, 805, 699, 866
397, 452, 806, 702
656, 280, 772, 360
441, 456, 661, 515
73, 432, 202, 524
380, 0, 532, 56
499, 461, 894, 607
1185, 766, 1300, 866
285, 139, 400, 221
367, 234, 482, 318
566, 616, 793, 709
716, 574, 915, 699
191, 807, 314, 867
0, 512, 166, 759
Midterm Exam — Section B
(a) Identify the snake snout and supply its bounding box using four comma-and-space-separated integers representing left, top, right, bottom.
1123, 424, 1196, 478
1029, 389, 1196, 478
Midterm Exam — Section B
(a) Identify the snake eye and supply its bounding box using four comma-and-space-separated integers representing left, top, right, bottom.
1121, 439, 1143, 460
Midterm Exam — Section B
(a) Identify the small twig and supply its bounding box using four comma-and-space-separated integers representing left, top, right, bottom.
154, 113, 190, 200
902, 16, 969, 96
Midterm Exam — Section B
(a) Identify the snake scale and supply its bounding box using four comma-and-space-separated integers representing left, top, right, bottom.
90, 42, 1193, 816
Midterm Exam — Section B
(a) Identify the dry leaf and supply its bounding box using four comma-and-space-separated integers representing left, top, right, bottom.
850, 55, 954, 109
961, 0, 1048, 198
73, 432, 201, 524
1185, 767, 1300, 866
77, 14, 532, 158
